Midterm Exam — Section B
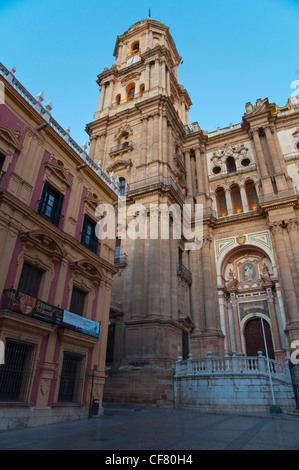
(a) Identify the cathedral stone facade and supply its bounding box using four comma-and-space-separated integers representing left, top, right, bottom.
86, 18, 299, 406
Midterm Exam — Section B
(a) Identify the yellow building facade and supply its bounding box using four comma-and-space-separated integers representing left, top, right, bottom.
0, 64, 119, 429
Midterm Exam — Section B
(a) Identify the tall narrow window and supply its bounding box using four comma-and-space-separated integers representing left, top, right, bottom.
58, 351, 85, 403
245, 181, 258, 210
226, 157, 236, 173
139, 84, 145, 96
115, 94, 121, 106
131, 41, 139, 54
119, 177, 126, 196
0, 153, 5, 188
126, 83, 135, 101
230, 184, 243, 213
114, 238, 121, 264
69, 287, 86, 316
38, 180, 64, 227
18, 262, 43, 298
0, 153, 5, 171
0, 339, 37, 402
81, 214, 98, 254
215, 187, 227, 217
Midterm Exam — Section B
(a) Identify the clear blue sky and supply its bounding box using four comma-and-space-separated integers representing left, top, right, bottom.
1, 0, 299, 148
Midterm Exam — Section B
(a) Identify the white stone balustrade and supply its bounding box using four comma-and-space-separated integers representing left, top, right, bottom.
174, 351, 291, 383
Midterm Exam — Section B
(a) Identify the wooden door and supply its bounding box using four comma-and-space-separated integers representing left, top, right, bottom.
244, 317, 275, 359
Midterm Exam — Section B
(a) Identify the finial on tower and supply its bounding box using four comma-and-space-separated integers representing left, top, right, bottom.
148, 8, 151, 18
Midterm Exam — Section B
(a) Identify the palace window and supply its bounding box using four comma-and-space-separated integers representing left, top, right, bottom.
58, 351, 85, 403
119, 177, 126, 196
18, 262, 43, 298
81, 214, 98, 254
69, 287, 86, 316
0, 338, 37, 402
38, 180, 64, 227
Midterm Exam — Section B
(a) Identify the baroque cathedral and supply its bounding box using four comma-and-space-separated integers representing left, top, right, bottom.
86, 17, 299, 406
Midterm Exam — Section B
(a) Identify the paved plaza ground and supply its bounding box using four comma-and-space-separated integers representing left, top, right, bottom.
0, 406, 298, 453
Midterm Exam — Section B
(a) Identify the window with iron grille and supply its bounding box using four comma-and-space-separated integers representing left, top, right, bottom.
17, 262, 43, 298
58, 351, 85, 403
38, 180, 64, 227
81, 214, 98, 254
0, 338, 37, 402
69, 287, 86, 316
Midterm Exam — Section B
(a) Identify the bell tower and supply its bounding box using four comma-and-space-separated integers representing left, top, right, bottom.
86, 18, 195, 406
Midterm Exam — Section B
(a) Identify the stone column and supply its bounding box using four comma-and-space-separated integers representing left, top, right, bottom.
54, 258, 69, 307
251, 128, 273, 196
162, 113, 168, 165
225, 187, 233, 215
287, 218, 299, 281
88, 136, 97, 161
270, 221, 299, 328
97, 84, 106, 111
140, 115, 148, 166
131, 237, 145, 318
185, 150, 193, 197
264, 125, 282, 174
239, 182, 248, 212
195, 147, 204, 194
145, 63, 150, 91
230, 297, 242, 354
152, 111, 160, 161
147, 208, 161, 318
201, 235, 217, 332
251, 128, 268, 178
267, 293, 283, 358
201, 147, 209, 197
94, 132, 106, 166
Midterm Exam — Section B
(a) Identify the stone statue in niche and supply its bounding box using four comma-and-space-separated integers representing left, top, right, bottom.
242, 263, 255, 282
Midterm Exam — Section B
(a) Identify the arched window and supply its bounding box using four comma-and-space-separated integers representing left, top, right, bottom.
230, 184, 243, 213
131, 41, 139, 55
139, 84, 145, 97
126, 83, 135, 101
245, 181, 258, 210
215, 187, 227, 217
115, 94, 121, 106
226, 156, 236, 173
119, 177, 126, 196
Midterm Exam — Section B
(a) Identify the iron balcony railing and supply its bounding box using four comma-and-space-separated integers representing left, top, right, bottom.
177, 262, 192, 284
109, 141, 134, 155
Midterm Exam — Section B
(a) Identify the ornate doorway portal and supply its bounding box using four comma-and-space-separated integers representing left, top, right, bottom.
244, 317, 275, 359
